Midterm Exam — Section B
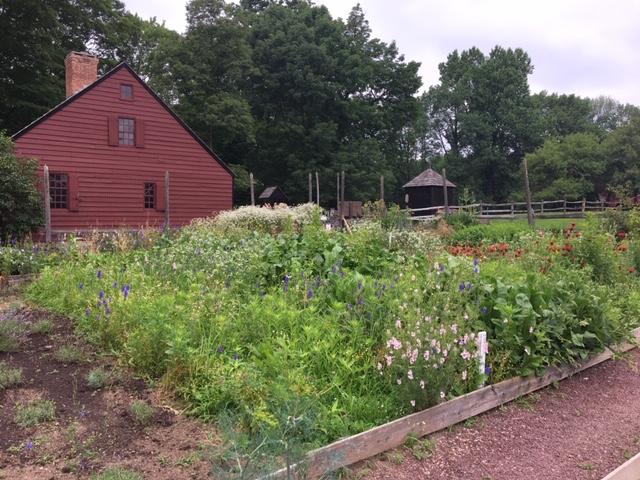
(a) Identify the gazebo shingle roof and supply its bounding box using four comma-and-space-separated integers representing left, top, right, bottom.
403, 168, 456, 188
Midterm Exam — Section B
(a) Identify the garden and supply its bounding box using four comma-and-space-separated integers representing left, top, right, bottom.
5, 204, 640, 476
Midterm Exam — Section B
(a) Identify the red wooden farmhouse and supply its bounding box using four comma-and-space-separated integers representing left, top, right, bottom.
12, 52, 233, 234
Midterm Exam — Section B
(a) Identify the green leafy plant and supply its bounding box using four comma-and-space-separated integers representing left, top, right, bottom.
91, 468, 143, 480
130, 400, 154, 426
54, 345, 85, 363
86, 368, 112, 390
15, 399, 56, 427
0, 362, 22, 390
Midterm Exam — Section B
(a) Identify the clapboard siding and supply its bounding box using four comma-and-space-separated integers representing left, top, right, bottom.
13, 64, 233, 231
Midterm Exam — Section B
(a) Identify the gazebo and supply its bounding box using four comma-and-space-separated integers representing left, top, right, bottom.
403, 168, 457, 213
258, 186, 289, 205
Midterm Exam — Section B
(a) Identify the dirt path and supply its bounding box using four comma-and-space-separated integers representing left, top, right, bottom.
0, 290, 218, 479
362, 349, 640, 480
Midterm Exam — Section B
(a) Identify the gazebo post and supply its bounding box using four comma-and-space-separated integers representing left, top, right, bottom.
442, 168, 449, 215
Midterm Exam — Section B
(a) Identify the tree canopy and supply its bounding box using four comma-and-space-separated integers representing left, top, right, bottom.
2, 0, 639, 205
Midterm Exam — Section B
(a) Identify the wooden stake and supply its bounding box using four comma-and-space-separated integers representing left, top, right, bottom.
250, 172, 255, 206
523, 158, 534, 227
164, 170, 170, 231
340, 170, 345, 217
582, 198, 586, 213
43, 165, 51, 242
442, 168, 449, 215
380, 175, 384, 203
308, 173, 312, 204
336, 172, 340, 216
315, 171, 320, 205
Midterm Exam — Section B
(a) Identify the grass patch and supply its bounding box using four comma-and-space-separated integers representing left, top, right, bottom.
86, 367, 112, 390
53, 345, 85, 364
14, 399, 56, 427
30, 319, 53, 335
130, 400, 154, 426
0, 362, 22, 390
91, 468, 143, 480
0, 319, 24, 352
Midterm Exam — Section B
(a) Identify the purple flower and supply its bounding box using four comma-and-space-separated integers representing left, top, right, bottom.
481, 306, 488, 315
346, 303, 352, 310
357, 297, 364, 305
99, 290, 105, 300
217, 345, 225, 354
438, 263, 445, 272
357, 281, 363, 290
79, 282, 84, 290
485, 365, 492, 376
473, 258, 480, 266
25, 440, 33, 451
307, 288, 314, 300
232, 352, 239, 361
85, 307, 91, 317
283, 274, 291, 293
466, 282, 473, 290
105, 307, 111, 316
459, 282, 465, 292
331, 265, 338, 274
97, 270, 103, 279
113, 281, 118, 289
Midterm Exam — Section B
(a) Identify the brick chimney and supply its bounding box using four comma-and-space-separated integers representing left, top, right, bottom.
64, 52, 98, 97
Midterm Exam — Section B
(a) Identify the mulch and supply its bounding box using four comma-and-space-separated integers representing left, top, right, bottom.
362, 349, 640, 480
0, 294, 217, 479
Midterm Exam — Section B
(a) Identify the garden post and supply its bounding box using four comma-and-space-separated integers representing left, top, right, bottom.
308, 173, 312, 204
250, 172, 255, 206
523, 157, 534, 227
582, 198, 586, 213
442, 168, 449, 215
341, 170, 346, 216
43, 165, 51, 242
164, 171, 170, 231
563, 199, 567, 213
336, 172, 340, 217
380, 175, 384, 204
315, 171, 320, 205
476, 331, 487, 387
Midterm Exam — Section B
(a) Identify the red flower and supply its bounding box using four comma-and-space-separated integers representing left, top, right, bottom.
618, 231, 626, 239
629, 267, 637, 274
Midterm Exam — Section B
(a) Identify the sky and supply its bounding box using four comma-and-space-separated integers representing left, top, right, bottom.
124, 0, 640, 105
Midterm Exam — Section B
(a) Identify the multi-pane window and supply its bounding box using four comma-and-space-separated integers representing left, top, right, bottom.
120, 84, 133, 99
50, 173, 68, 209
144, 182, 155, 209
118, 117, 135, 145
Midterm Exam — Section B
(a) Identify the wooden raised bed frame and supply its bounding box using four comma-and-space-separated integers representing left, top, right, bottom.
265, 328, 640, 479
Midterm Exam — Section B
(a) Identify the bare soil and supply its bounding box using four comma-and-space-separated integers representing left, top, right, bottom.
0, 290, 218, 479
362, 348, 640, 480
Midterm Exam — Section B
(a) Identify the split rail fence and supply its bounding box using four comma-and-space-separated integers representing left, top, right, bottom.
407, 198, 626, 221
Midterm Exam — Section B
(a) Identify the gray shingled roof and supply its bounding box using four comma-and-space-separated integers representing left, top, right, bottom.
403, 168, 456, 188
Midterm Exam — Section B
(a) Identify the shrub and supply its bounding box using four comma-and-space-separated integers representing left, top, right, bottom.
54, 345, 85, 363
130, 400, 154, 425
15, 399, 56, 427
91, 468, 143, 480
0, 362, 22, 390
86, 367, 112, 389
30, 319, 53, 335
0, 133, 43, 241
0, 319, 24, 352
445, 210, 478, 230
207, 203, 321, 233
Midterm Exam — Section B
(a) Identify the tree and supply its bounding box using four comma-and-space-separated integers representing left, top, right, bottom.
601, 113, 640, 194
526, 132, 605, 200
590, 96, 640, 134
531, 91, 594, 138
422, 47, 539, 201
0, 133, 43, 240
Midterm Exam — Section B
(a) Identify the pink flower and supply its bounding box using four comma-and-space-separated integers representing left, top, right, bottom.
423, 350, 430, 361
450, 324, 458, 334
461, 349, 471, 360
395, 319, 402, 329
387, 337, 402, 350
385, 355, 393, 366
442, 349, 448, 359
407, 369, 414, 380
409, 349, 418, 365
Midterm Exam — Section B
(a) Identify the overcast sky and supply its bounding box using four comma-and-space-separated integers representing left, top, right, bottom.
124, 0, 640, 105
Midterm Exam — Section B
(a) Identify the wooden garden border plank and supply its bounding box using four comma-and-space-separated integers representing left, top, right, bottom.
265, 327, 640, 479
601, 451, 640, 480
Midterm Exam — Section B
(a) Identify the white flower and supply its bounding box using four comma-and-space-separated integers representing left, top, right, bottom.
397, 378, 402, 385
529, 326, 534, 334
524, 346, 531, 355
410, 400, 416, 407
407, 369, 414, 380
462, 370, 468, 381
440, 391, 445, 399
420, 380, 425, 389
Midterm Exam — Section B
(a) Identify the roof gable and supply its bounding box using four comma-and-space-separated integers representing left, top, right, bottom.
403, 168, 456, 188
12, 63, 234, 177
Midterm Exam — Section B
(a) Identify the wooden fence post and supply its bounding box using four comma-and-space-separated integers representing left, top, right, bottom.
601, 199, 605, 211
336, 172, 340, 217
43, 165, 51, 242
563, 199, 567, 213
540, 201, 544, 214
442, 168, 449, 215
341, 170, 345, 217
308, 173, 312, 204
523, 157, 534, 227
164, 170, 170, 232
315, 171, 320, 205
582, 198, 586, 213
250, 172, 255, 206
477, 331, 487, 387
479, 201, 483, 217
380, 175, 384, 204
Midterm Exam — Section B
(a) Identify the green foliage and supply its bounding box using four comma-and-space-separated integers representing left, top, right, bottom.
0, 362, 22, 390
14, 399, 56, 427
54, 345, 85, 363
0, 134, 43, 240
445, 211, 478, 230
130, 400, 154, 426
25, 214, 640, 453
91, 468, 143, 480
30, 319, 53, 335
209, 203, 320, 233
86, 367, 112, 390
0, 318, 24, 352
